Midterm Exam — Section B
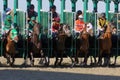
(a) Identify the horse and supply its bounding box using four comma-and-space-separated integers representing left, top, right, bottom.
97, 23, 112, 66
53, 24, 66, 66
74, 25, 90, 66
5, 29, 19, 66
23, 23, 47, 66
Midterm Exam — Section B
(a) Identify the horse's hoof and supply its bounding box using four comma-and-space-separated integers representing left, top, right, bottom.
71, 63, 75, 68
38, 59, 44, 65
10, 63, 14, 67
30, 60, 34, 67
90, 63, 95, 66
80, 62, 87, 67
44, 63, 49, 67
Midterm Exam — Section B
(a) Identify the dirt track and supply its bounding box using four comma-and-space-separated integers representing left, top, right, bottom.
0, 57, 120, 80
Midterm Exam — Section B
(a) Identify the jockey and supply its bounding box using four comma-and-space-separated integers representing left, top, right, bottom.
97, 13, 108, 39
28, 16, 36, 33
74, 15, 85, 38
27, 4, 38, 23
50, 5, 60, 38
28, 16, 37, 38
3, 8, 13, 36
51, 17, 60, 38
76, 10, 83, 20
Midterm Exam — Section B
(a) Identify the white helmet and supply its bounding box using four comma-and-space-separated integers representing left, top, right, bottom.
78, 15, 83, 19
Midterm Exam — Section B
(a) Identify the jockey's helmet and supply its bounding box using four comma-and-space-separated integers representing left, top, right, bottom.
29, 4, 35, 9
78, 15, 83, 19
77, 10, 82, 15
6, 8, 12, 15
99, 13, 106, 19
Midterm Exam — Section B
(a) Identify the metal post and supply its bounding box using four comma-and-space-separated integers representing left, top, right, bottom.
105, 0, 110, 20
49, 0, 54, 8
92, 0, 98, 12
27, 0, 31, 10
83, 0, 88, 22
71, 0, 77, 12
113, 0, 119, 13
38, 0, 42, 23
3, 0, 8, 12
60, 0, 65, 23
14, 0, 18, 27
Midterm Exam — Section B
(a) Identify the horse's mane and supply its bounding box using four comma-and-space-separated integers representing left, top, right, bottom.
7, 29, 12, 37
33, 23, 41, 35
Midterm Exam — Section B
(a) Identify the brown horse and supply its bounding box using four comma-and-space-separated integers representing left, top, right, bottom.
6, 29, 18, 66
98, 23, 112, 66
25, 23, 48, 66
75, 25, 89, 66
54, 24, 67, 66
27, 23, 43, 66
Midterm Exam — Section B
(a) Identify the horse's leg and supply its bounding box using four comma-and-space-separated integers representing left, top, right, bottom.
39, 50, 44, 64
106, 50, 111, 66
113, 55, 117, 65
54, 51, 59, 67
10, 54, 15, 66
75, 49, 79, 64
58, 50, 63, 66
5, 53, 11, 64
29, 52, 34, 66
83, 51, 88, 66
98, 50, 102, 66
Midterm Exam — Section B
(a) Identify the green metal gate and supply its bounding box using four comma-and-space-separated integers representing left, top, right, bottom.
0, 12, 2, 56
16, 10, 26, 58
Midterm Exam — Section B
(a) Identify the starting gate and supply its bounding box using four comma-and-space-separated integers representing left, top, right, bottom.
16, 10, 26, 58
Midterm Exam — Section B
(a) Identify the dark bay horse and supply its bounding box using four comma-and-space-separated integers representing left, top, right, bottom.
54, 24, 66, 66
5, 29, 18, 66
98, 23, 112, 66
74, 25, 90, 66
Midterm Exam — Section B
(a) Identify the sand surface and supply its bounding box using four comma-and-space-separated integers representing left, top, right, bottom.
0, 57, 120, 80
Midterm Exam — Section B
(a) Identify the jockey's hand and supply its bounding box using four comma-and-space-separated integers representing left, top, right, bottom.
27, 18, 30, 21
54, 30, 58, 33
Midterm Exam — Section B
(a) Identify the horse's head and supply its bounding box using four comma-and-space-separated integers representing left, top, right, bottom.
62, 24, 71, 37
7, 29, 19, 43
80, 25, 89, 40
33, 23, 41, 36
86, 23, 94, 37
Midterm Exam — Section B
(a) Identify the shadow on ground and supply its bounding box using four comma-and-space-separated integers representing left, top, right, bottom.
0, 69, 120, 80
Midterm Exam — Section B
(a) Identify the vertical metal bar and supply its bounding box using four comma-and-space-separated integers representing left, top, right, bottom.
105, 0, 110, 20
3, 0, 8, 12
114, 0, 119, 13
49, 0, 54, 8
37, 0, 42, 23
27, 0, 31, 10
60, 0, 65, 23
14, 0, 18, 27
83, 0, 88, 22
92, 0, 98, 12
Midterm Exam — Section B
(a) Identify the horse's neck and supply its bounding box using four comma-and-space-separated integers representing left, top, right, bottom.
104, 25, 112, 38
33, 23, 40, 35
33, 33, 39, 42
